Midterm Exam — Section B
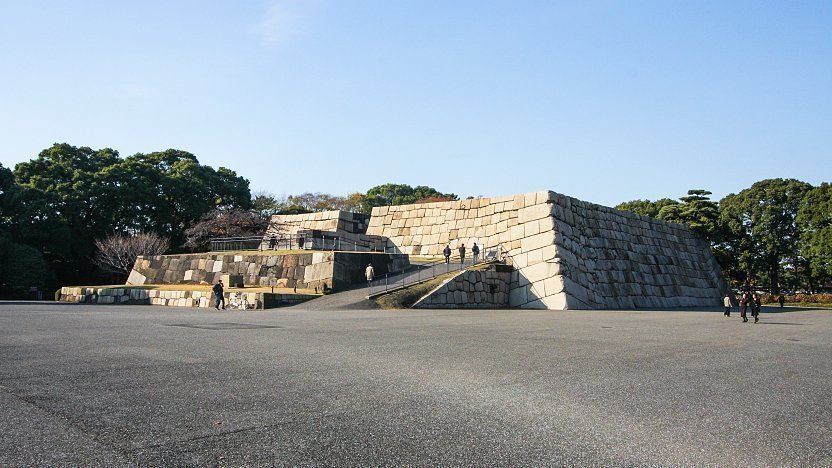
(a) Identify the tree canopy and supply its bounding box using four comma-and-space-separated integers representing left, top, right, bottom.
8, 143, 251, 290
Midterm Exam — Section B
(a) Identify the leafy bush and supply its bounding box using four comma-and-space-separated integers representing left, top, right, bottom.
0, 235, 52, 299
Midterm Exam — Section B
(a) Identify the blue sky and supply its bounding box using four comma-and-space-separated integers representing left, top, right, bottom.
1, 0, 830, 207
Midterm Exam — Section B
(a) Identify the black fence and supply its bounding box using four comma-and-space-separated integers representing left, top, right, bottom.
209, 234, 385, 252
368, 246, 502, 297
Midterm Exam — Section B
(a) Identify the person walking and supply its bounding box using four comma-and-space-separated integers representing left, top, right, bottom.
213, 280, 225, 310
471, 243, 480, 263
778, 294, 785, 308
723, 294, 732, 317
443, 245, 451, 264
458, 244, 466, 264
268, 235, 277, 250
740, 292, 749, 322
365, 263, 375, 288
752, 293, 762, 323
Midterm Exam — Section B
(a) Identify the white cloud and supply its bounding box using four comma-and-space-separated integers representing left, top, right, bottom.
252, 0, 315, 45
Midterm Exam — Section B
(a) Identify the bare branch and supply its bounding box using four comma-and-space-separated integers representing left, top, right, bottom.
95, 232, 170, 275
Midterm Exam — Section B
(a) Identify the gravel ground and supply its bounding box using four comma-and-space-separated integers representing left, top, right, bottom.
1, 302, 830, 466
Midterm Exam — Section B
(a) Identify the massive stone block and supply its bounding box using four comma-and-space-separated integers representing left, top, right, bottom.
262, 210, 384, 252
367, 190, 729, 310
128, 252, 408, 291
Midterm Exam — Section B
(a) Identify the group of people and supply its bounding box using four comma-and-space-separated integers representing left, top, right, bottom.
723, 292, 762, 323
442, 243, 480, 264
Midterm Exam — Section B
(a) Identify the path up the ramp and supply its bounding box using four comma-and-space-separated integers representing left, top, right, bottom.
289, 285, 377, 310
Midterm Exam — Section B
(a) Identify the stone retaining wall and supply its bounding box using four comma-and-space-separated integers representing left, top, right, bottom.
58, 287, 315, 309
262, 211, 384, 252
128, 252, 408, 291
412, 269, 511, 309
367, 191, 729, 310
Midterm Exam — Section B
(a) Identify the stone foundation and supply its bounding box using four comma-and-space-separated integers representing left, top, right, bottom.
367, 191, 729, 309
58, 287, 315, 309
413, 268, 511, 309
128, 252, 408, 291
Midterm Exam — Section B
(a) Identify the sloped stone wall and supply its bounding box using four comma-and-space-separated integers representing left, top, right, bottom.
128, 252, 408, 290
412, 269, 510, 309
367, 191, 728, 310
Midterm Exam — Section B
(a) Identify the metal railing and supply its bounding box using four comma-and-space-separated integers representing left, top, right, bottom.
367, 246, 502, 297
209, 235, 384, 252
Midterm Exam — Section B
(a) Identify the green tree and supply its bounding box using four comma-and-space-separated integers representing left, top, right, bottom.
0, 233, 51, 299
615, 198, 678, 218
657, 190, 720, 239
796, 183, 832, 291
364, 184, 456, 208
719, 178, 813, 294
12, 144, 252, 288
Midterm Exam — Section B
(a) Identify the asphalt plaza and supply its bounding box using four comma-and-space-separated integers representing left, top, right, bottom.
1, 302, 830, 465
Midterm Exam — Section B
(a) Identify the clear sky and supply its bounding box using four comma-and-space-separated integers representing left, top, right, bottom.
1, 1, 830, 207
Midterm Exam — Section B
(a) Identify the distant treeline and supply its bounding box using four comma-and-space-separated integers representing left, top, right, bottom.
1, 143, 829, 297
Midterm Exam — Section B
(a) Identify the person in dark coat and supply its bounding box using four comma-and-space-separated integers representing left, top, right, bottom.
778, 294, 785, 308
472, 243, 480, 263
213, 280, 225, 310
752, 293, 762, 323
458, 244, 466, 264
740, 292, 749, 322
268, 235, 277, 250
443, 245, 451, 264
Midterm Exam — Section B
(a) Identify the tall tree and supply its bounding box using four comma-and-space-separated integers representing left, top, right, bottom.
719, 178, 813, 294
657, 190, 720, 239
12, 144, 252, 287
796, 183, 832, 291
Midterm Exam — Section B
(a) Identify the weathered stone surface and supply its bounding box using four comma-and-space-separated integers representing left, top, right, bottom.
413, 268, 511, 309
58, 286, 314, 309
368, 190, 729, 310
129, 252, 408, 291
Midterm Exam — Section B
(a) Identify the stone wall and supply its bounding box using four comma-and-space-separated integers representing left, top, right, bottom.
262, 210, 384, 252
412, 268, 511, 309
59, 286, 314, 309
128, 252, 408, 290
367, 191, 729, 310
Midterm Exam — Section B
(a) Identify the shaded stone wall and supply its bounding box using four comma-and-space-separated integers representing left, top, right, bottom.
367, 191, 728, 310
412, 269, 511, 309
128, 252, 408, 290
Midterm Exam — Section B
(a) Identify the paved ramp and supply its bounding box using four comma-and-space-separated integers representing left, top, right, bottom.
289, 285, 377, 310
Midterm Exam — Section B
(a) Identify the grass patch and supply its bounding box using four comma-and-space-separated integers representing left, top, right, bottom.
374, 273, 458, 309
374, 263, 495, 309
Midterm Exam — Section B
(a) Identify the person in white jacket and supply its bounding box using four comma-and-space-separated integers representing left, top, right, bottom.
723, 294, 732, 317
365, 264, 375, 287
